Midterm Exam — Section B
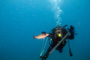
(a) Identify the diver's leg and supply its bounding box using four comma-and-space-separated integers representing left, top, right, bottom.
41, 45, 53, 60
57, 42, 67, 53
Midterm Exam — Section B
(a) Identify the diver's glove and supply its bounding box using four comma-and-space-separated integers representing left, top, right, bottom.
42, 32, 46, 35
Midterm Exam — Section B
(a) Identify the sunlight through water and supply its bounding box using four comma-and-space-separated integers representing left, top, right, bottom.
50, 0, 62, 26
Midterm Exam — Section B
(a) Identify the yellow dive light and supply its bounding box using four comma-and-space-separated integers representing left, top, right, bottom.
58, 34, 61, 37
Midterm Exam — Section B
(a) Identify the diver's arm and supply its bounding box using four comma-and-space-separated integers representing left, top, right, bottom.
67, 32, 74, 39
33, 33, 49, 39
67, 25, 75, 39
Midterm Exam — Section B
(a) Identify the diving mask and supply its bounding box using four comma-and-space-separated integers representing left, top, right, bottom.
55, 30, 62, 37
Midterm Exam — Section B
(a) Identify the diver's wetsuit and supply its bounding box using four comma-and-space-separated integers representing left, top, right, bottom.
41, 25, 74, 60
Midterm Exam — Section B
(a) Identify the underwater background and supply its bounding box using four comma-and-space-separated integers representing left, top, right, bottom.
0, 0, 90, 60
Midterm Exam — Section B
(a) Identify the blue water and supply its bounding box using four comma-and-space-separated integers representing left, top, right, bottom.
0, 0, 90, 60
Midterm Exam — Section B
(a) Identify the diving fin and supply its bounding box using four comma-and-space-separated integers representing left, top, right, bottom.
40, 54, 49, 60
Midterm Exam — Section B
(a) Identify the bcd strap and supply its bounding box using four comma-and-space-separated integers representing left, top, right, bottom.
49, 32, 69, 55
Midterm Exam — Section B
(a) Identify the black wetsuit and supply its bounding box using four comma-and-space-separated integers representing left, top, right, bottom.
41, 25, 74, 60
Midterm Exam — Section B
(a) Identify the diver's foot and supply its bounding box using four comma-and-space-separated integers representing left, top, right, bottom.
40, 54, 49, 60
40, 56, 46, 60
42, 58, 46, 60
40, 56, 43, 58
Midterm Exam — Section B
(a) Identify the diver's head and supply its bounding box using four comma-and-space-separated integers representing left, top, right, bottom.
55, 25, 62, 38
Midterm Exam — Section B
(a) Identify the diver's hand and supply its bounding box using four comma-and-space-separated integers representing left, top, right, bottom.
70, 25, 74, 31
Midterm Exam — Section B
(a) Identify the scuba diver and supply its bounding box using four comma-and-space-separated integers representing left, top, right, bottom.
33, 25, 75, 60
